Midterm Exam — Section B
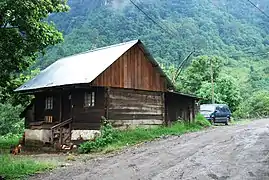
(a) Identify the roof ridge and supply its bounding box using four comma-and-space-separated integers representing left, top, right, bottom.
57, 39, 139, 61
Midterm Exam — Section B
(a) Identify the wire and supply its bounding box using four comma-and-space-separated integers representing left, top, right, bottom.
245, 0, 269, 19
129, 0, 177, 38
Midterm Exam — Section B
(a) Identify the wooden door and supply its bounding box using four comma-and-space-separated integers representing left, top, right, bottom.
62, 92, 72, 121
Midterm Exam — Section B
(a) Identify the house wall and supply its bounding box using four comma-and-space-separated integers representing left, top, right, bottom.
106, 87, 165, 128
165, 92, 196, 123
24, 102, 35, 129
71, 87, 105, 130
32, 87, 105, 130
34, 92, 61, 123
92, 44, 167, 92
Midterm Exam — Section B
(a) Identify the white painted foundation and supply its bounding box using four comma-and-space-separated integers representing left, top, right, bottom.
71, 130, 101, 141
24, 129, 101, 144
25, 129, 51, 144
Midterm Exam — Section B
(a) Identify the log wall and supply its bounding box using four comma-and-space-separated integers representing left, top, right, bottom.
106, 87, 165, 127
71, 87, 105, 130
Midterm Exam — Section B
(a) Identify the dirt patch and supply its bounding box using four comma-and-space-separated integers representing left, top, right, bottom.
29, 119, 269, 180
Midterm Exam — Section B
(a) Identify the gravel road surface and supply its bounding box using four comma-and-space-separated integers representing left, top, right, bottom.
30, 119, 269, 180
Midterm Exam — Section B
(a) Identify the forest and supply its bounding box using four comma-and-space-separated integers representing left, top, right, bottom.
1, 0, 269, 136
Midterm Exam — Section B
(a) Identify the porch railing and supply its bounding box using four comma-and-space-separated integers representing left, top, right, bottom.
51, 118, 73, 146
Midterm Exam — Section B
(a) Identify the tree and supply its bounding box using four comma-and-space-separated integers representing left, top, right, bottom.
0, 0, 69, 88
179, 55, 223, 94
234, 90, 269, 118
197, 75, 242, 111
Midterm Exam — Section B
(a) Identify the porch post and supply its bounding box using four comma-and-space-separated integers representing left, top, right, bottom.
59, 93, 62, 122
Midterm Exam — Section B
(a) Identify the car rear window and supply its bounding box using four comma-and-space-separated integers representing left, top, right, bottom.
200, 105, 216, 112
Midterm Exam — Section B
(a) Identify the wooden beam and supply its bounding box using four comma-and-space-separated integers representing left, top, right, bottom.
59, 93, 62, 122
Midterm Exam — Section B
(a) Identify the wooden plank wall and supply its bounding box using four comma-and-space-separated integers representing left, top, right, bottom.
92, 44, 167, 92
107, 88, 165, 127
71, 87, 105, 130
34, 92, 61, 123
24, 104, 35, 129
165, 92, 195, 123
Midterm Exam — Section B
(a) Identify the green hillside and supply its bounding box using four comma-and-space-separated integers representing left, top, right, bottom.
32, 0, 269, 117
38, 0, 269, 66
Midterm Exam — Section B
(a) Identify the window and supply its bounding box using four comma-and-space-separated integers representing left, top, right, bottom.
45, 96, 53, 110
45, 116, 53, 123
84, 92, 95, 107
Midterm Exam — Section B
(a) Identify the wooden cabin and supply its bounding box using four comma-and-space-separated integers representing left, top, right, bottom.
15, 40, 199, 147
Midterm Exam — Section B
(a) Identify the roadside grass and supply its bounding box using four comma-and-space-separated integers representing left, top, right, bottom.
0, 135, 55, 180
0, 134, 20, 152
0, 154, 54, 180
79, 114, 211, 153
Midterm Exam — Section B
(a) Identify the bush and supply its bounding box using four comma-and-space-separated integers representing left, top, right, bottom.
78, 119, 117, 153
0, 134, 21, 151
234, 90, 269, 118
195, 113, 211, 127
0, 103, 24, 136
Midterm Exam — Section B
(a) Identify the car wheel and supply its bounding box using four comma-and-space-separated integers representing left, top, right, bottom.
210, 118, 214, 125
225, 118, 229, 126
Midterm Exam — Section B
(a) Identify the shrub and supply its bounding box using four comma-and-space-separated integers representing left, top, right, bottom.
195, 113, 211, 127
0, 103, 24, 136
233, 90, 269, 118
78, 119, 117, 153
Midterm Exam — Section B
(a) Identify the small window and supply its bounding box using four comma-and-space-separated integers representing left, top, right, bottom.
84, 92, 95, 107
45, 96, 53, 110
45, 116, 53, 123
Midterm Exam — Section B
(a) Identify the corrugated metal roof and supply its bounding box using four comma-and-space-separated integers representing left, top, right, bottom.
15, 39, 175, 92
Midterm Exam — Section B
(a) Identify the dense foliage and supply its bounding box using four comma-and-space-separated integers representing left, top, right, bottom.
234, 91, 269, 118
31, 0, 269, 116
0, 0, 69, 101
0, 103, 24, 136
37, 0, 269, 68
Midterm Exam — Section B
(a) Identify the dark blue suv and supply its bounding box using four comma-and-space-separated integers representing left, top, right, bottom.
200, 104, 231, 125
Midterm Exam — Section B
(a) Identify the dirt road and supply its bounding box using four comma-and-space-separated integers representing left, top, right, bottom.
31, 119, 269, 180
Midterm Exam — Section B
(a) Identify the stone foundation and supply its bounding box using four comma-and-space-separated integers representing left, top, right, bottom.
24, 129, 51, 145
24, 129, 101, 146
71, 130, 101, 141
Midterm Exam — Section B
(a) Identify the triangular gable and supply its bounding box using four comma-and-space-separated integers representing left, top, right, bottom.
15, 40, 174, 92
92, 42, 174, 91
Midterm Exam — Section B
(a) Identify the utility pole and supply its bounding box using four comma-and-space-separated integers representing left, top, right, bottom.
210, 58, 215, 104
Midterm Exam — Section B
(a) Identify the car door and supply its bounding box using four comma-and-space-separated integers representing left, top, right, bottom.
225, 106, 231, 118
220, 106, 227, 121
214, 106, 222, 121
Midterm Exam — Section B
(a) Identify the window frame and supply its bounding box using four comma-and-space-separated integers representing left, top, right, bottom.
84, 91, 95, 108
45, 96, 53, 110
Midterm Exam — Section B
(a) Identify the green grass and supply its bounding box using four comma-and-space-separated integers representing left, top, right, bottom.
80, 114, 211, 153
0, 135, 20, 151
113, 122, 203, 147
0, 135, 54, 180
0, 155, 54, 180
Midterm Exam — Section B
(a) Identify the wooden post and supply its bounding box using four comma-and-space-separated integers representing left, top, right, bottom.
59, 128, 63, 145
210, 58, 215, 104
59, 93, 62, 122
51, 129, 54, 144
69, 123, 72, 143
105, 87, 110, 120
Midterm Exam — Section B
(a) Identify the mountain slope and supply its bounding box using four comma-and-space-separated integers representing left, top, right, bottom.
37, 0, 269, 81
